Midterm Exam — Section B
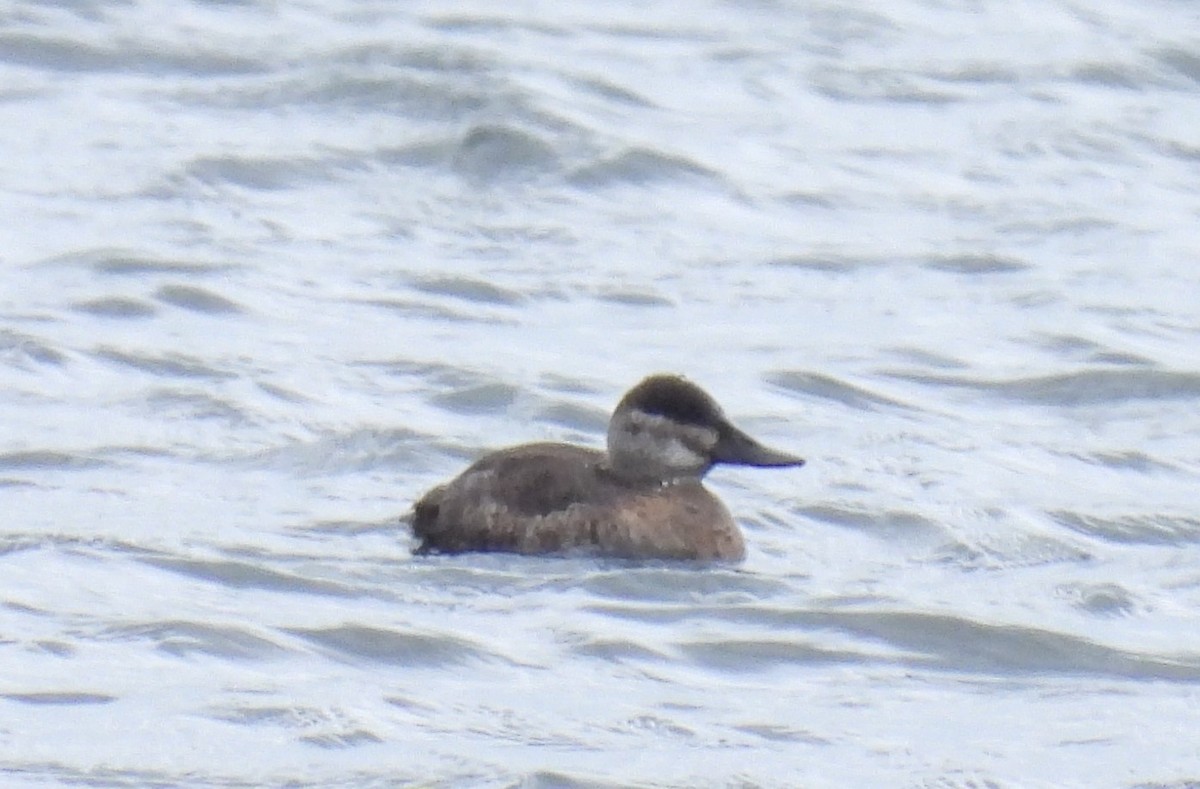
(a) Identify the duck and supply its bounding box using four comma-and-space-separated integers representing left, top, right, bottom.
410, 373, 805, 561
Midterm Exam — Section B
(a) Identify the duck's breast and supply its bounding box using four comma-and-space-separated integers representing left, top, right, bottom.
600, 483, 745, 561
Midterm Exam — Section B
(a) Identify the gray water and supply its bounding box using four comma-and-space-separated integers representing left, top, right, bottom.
3, 1, 1200, 786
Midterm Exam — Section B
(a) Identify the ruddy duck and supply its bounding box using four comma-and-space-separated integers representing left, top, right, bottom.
410, 374, 805, 561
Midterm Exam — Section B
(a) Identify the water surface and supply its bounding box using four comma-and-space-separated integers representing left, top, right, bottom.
3, 1, 1200, 786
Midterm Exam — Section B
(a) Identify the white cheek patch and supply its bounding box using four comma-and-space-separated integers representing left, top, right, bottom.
659, 435, 706, 468
624, 412, 711, 470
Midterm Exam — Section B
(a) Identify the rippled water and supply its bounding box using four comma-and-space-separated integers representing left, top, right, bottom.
3, 0, 1200, 786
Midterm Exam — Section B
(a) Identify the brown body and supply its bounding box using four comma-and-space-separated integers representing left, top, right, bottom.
412, 444, 745, 561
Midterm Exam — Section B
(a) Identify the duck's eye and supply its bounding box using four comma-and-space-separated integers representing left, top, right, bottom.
629, 423, 643, 436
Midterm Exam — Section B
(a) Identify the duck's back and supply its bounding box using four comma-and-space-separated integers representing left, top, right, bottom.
411, 442, 744, 561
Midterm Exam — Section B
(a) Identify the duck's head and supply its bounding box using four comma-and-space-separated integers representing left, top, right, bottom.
605, 374, 805, 483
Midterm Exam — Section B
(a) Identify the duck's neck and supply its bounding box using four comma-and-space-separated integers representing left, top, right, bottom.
602, 457, 705, 487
